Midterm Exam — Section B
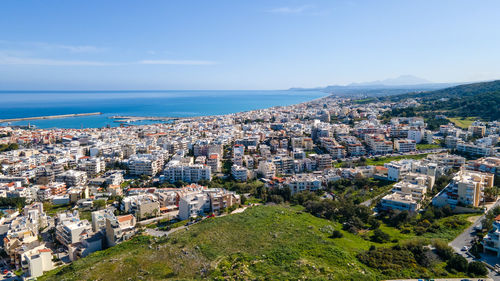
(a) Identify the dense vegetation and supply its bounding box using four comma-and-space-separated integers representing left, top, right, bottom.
0, 197, 26, 209
0, 143, 19, 152
380, 80, 500, 121
326, 178, 393, 204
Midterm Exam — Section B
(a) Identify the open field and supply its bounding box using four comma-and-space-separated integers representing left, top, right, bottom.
447, 117, 477, 129
365, 154, 428, 166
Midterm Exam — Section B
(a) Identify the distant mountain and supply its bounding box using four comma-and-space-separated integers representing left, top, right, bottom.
347, 75, 431, 87
289, 75, 459, 97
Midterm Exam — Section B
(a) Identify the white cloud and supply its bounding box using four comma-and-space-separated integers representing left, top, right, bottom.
49, 44, 104, 53
0, 40, 106, 53
139, 60, 216, 65
0, 55, 115, 66
0, 54, 216, 66
268, 5, 314, 14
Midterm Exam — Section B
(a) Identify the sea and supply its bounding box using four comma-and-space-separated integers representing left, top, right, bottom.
0, 90, 327, 129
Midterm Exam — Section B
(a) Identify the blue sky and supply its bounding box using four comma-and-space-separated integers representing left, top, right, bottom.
1, 0, 500, 90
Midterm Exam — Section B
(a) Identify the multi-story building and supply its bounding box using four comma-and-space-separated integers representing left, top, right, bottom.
178, 192, 211, 220
433, 169, 495, 208
367, 136, 393, 154
163, 160, 211, 183
128, 154, 161, 176
231, 165, 248, 182
55, 219, 92, 247
258, 160, 276, 179
205, 188, 241, 213
483, 216, 500, 257
105, 214, 137, 247
380, 193, 420, 212
286, 174, 323, 194
347, 143, 366, 156
78, 157, 105, 177
456, 142, 493, 156
469, 125, 486, 138
55, 170, 87, 187
207, 153, 221, 173
394, 139, 416, 153
313, 154, 332, 171
466, 157, 500, 176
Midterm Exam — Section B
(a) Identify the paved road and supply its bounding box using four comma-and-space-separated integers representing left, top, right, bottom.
360, 192, 387, 207
450, 200, 500, 253
449, 200, 500, 280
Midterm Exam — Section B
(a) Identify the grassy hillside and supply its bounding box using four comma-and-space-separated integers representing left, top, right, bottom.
39, 205, 472, 281
40, 205, 378, 281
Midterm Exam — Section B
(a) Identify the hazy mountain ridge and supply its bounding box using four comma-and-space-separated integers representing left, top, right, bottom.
290, 75, 459, 97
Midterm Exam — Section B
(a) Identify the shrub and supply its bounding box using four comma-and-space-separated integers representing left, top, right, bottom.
330, 230, 344, 239
467, 261, 488, 276
371, 229, 391, 243
432, 239, 453, 260
446, 254, 468, 272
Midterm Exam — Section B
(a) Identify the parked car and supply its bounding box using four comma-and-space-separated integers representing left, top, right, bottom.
462, 246, 469, 251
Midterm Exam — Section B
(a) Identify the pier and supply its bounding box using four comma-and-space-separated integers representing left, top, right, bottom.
109, 116, 188, 123
0, 112, 102, 123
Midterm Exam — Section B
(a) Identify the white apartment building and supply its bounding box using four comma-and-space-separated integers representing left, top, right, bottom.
380, 193, 420, 212
394, 139, 416, 152
78, 157, 105, 177
55, 219, 92, 247
128, 154, 161, 176
367, 136, 393, 154
163, 160, 211, 183
286, 174, 323, 194
258, 160, 276, 179
408, 129, 423, 143
483, 217, 500, 257
55, 170, 87, 187
178, 192, 211, 220
456, 142, 493, 156
22, 248, 54, 278
231, 165, 248, 182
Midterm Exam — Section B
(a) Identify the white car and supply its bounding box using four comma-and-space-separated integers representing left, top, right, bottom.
462, 246, 469, 251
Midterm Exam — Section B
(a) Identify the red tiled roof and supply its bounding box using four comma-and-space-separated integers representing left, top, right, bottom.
118, 214, 134, 222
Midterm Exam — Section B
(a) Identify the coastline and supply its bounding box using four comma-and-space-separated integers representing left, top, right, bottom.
0, 91, 329, 129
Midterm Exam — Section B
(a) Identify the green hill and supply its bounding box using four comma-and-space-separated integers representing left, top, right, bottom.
39, 205, 472, 281
40, 205, 378, 280
382, 80, 500, 121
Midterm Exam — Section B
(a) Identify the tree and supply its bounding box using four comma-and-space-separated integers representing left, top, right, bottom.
483, 187, 498, 202
446, 254, 468, 272
467, 261, 488, 276
371, 229, 391, 243
93, 199, 106, 210
240, 195, 247, 205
